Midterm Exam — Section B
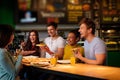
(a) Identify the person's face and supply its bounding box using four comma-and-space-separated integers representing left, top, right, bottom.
47, 26, 57, 37
78, 23, 89, 39
29, 32, 37, 43
67, 33, 77, 46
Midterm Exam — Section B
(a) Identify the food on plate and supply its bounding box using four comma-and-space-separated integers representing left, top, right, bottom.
36, 43, 46, 47
57, 60, 70, 64
22, 58, 31, 64
22, 57, 50, 64
31, 62, 49, 67
37, 58, 50, 62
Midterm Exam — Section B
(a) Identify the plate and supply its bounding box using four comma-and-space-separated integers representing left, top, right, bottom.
23, 55, 39, 59
57, 60, 70, 64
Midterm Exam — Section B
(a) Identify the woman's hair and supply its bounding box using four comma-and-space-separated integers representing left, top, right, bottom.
47, 22, 58, 29
79, 18, 95, 34
24, 30, 40, 50
0, 24, 15, 48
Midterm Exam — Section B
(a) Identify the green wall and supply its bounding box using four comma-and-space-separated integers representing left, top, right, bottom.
107, 51, 120, 67
0, 0, 16, 28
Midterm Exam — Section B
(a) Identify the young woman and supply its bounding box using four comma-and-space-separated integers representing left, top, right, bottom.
63, 29, 84, 60
22, 30, 41, 57
0, 24, 23, 80
19, 30, 42, 80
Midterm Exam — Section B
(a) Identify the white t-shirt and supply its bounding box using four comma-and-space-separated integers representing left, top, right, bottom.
44, 36, 65, 58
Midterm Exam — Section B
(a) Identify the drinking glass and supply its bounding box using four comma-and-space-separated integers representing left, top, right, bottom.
70, 56, 76, 65
50, 54, 57, 66
15, 49, 22, 56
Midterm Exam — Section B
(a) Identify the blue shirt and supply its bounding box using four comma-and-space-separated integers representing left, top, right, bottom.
84, 37, 106, 60
0, 48, 23, 80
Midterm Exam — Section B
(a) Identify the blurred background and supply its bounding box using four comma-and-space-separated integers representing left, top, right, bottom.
0, 0, 120, 67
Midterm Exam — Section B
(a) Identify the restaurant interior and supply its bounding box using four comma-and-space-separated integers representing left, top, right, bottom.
0, 0, 120, 79
0, 0, 120, 66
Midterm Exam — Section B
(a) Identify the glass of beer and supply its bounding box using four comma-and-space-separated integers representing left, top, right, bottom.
70, 56, 76, 65
50, 54, 57, 66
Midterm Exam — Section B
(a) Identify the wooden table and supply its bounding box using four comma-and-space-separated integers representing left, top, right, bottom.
24, 63, 120, 80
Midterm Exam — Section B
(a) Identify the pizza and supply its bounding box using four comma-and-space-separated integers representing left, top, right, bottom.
22, 57, 50, 64
36, 43, 46, 47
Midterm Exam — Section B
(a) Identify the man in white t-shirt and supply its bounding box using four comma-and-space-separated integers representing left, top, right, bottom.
40, 22, 65, 59
74, 18, 106, 65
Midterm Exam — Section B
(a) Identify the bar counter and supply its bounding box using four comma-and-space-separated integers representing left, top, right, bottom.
24, 63, 120, 80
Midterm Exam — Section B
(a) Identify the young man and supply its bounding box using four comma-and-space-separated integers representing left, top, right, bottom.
40, 22, 65, 59
74, 18, 106, 65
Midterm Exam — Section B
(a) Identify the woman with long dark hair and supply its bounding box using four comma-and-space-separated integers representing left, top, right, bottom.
22, 30, 41, 57
0, 24, 23, 80
19, 30, 43, 80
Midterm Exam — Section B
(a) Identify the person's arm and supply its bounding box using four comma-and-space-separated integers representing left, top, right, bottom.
15, 54, 23, 74
40, 46, 64, 59
75, 38, 106, 65
21, 50, 36, 56
40, 50, 46, 58
40, 45, 64, 59
0, 50, 16, 79
40, 46, 53, 54
55, 38, 65, 59
74, 52, 106, 65
55, 48, 64, 59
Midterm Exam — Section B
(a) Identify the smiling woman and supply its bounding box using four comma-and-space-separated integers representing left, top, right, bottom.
18, 30, 42, 80
63, 29, 84, 60
21, 30, 41, 57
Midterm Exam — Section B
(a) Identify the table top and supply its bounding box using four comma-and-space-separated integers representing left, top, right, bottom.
24, 63, 120, 80
22, 57, 120, 80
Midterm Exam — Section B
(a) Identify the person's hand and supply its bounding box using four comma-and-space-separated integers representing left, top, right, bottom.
72, 48, 82, 58
21, 41, 26, 47
15, 49, 22, 56
40, 46, 50, 52
72, 48, 78, 54
74, 52, 82, 59
40, 46, 54, 55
